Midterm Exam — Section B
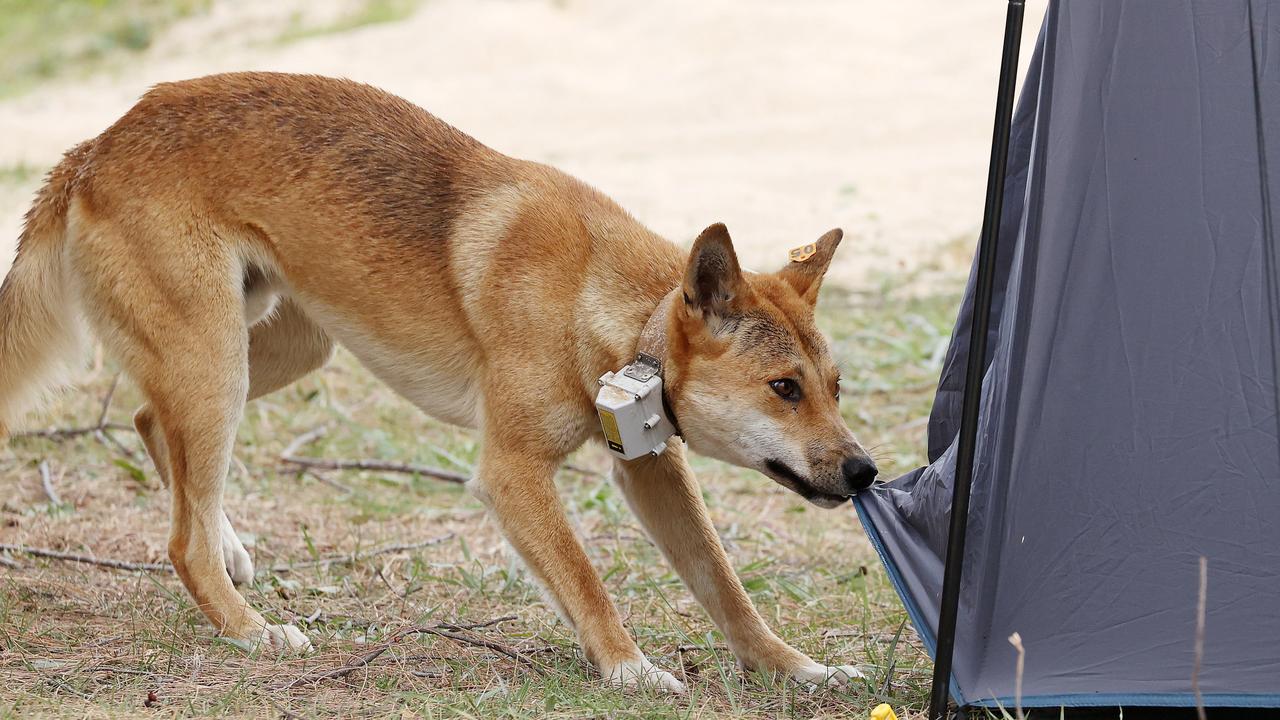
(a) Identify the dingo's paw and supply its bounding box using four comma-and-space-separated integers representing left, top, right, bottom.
603, 656, 686, 694
790, 662, 864, 689
258, 623, 313, 654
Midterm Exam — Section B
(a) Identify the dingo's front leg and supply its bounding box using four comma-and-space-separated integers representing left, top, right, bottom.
612, 445, 863, 687
468, 438, 684, 692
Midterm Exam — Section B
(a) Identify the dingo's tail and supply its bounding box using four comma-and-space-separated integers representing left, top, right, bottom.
0, 149, 90, 442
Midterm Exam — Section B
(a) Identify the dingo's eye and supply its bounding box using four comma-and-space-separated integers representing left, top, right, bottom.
769, 379, 802, 402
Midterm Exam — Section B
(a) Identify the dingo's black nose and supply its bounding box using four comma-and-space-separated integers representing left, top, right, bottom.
842, 456, 878, 492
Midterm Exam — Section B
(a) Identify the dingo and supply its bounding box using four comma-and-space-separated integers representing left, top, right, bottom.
0, 73, 877, 691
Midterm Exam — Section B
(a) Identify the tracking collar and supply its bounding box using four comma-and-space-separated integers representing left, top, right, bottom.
594, 289, 682, 460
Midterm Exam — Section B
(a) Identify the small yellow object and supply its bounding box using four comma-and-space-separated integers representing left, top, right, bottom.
788, 243, 818, 262
870, 704, 899, 720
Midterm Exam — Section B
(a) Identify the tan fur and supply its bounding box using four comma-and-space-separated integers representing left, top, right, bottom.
0, 73, 874, 688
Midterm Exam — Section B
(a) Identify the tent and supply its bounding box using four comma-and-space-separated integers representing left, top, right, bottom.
853, 0, 1280, 714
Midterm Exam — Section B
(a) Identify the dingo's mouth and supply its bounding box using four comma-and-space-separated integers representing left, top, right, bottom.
763, 459, 849, 509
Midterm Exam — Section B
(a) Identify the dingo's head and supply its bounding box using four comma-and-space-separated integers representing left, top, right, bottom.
666, 223, 876, 507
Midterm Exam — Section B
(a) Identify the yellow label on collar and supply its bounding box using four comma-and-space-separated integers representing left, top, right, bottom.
598, 409, 624, 453
788, 243, 817, 263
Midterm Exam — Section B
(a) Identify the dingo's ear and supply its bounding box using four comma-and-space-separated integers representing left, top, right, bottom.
682, 223, 745, 319
778, 228, 842, 307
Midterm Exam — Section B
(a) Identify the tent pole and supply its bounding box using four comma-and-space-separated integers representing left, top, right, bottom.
927, 2, 1024, 719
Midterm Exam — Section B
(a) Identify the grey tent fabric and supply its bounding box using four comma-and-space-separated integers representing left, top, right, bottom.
854, 0, 1280, 709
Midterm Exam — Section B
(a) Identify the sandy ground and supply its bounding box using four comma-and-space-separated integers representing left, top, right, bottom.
0, 0, 1045, 285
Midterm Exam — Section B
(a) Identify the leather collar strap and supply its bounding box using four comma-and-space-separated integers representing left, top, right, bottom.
634, 289, 682, 437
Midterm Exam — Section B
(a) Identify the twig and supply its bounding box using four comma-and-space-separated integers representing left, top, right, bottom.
0, 555, 20, 569
95, 427, 140, 461
1008, 632, 1025, 720
301, 469, 356, 495
426, 443, 474, 473
677, 643, 729, 653
12, 375, 140, 460
13, 422, 135, 440
280, 427, 592, 485
280, 425, 330, 460
45, 675, 91, 700
373, 564, 406, 612
562, 462, 606, 477
14, 376, 126, 441
277, 427, 355, 493
437, 616, 517, 632
96, 374, 120, 428
427, 627, 538, 666
1, 534, 455, 577
279, 615, 528, 689
267, 698, 304, 720
38, 460, 62, 506
269, 534, 455, 573
280, 455, 468, 484
0, 544, 171, 573
89, 665, 165, 677
270, 699, 304, 720
280, 425, 470, 483
1193, 556, 1208, 720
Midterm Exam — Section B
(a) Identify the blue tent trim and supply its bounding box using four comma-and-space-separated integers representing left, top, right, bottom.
969, 693, 1280, 710
851, 497, 965, 706
859, 492, 1280, 710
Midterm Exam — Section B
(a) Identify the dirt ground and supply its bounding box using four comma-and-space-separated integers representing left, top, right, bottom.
0, 0, 1045, 282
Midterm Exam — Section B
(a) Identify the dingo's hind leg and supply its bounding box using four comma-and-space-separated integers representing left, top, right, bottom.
72, 219, 309, 652
133, 295, 334, 589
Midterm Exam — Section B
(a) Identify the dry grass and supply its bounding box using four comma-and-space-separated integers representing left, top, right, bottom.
0, 270, 963, 719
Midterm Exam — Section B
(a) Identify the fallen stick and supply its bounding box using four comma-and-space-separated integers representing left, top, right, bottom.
677, 643, 729, 653
96, 374, 120, 428
280, 455, 469, 484
279, 427, 596, 484
13, 422, 136, 440
269, 533, 455, 573
38, 460, 61, 506
96, 427, 140, 461
2, 534, 455, 576
280, 425, 470, 483
14, 376, 132, 442
279, 615, 531, 689
277, 426, 355, 493
562, 462, 606, 477
300, 469, 356, 495
280, 425, 330, 460
0, 544, 172, 573
11, 377, 141, 462
436, 616, 517, 632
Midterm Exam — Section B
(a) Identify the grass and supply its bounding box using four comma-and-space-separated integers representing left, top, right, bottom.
0, 267, 965, 719
0, 0, 209, 98
0, 163, 43, 187
276, 0, 426, 46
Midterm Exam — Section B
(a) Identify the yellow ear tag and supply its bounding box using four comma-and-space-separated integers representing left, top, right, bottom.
788, 243, 817, 263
